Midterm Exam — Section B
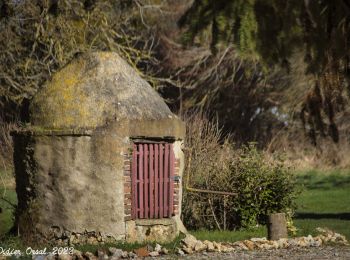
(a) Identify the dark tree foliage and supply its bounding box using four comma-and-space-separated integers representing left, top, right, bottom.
179, 0, 350, 144
158, 45, 283, 145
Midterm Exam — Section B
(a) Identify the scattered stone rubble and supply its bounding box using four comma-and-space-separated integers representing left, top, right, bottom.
179, 228, 348, 256
34, 228, 348, 259
180, 228, 348, 255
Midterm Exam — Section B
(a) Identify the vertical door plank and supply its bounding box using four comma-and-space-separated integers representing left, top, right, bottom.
164, 143, 169, 217
144, 144, 149, 219
149, 144, 154, 218
138, 144, 144, 218
159, 143, 164, 218
131, 144, 137, 219
154, 144, 159, 218
169, 143, 175, 216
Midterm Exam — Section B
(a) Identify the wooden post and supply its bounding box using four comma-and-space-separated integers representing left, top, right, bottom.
267, 213, 288, 240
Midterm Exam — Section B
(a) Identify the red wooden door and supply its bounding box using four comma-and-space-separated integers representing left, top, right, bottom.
131, 143, 175, 219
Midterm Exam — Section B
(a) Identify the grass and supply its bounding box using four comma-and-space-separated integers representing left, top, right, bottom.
296, 188, 350, 213
294, 169, 350, 240
191, 227, 266, 243
295, 168, 350, 190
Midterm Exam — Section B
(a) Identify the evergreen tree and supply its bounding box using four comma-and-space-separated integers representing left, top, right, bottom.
179, 0, 350, 143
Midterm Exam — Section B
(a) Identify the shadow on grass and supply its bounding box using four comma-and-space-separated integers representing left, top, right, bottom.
295, 212, 350, 220
296, 171, 350, 190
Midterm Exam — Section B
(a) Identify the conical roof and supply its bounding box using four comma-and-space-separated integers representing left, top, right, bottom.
30, 52, 174, 129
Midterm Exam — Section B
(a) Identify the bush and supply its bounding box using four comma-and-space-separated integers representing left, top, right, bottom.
182, 114, 299, 230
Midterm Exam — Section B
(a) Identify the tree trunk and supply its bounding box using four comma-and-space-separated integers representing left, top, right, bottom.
267, 213, 288, 240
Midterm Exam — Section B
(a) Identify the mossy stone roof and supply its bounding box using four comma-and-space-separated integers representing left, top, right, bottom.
30, 52, 174, 129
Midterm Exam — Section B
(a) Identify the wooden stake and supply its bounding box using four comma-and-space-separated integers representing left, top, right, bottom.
267, 213, 288, 240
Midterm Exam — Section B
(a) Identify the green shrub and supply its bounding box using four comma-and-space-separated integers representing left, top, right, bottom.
182, 114, 300, 230
229, 144, 298, 228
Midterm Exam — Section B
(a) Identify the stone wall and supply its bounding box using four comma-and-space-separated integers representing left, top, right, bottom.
125, 218, 179, 243
13, 131, 126, 245
12, 120, 185, 245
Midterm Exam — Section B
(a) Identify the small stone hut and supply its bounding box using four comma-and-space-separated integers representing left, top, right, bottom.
12, 52, 185, 245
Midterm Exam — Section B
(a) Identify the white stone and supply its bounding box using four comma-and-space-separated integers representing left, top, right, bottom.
194, 241, 207, 252
108, 247, 117, 254
213, 241, 222, 252
237, 242, 248, 251
182, 247, 193, 254
121, 251, 129, 258
203, 240, 215, 252
161, 248, 169, 255
128, 252, 137, 259
112, 249, 124, 258
58, 254, 72, 260
252, 237, 267, 242
277, 238, 288, 248
182, 234, 198, 249
149, 251, 159, 257
73, 250, 83, 260
154, 244, 162, 252
177, 248, 185, 256
243, 240, 255, 250
83, 252, 97, 260
220, 245, 231, 252
45, 253, 57, 260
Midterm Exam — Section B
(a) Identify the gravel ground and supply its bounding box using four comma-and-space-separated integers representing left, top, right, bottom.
146, 246, 350, 259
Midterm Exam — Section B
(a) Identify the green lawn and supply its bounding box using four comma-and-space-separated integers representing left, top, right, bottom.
191, 227, 267, 243
294, 169, 350, 240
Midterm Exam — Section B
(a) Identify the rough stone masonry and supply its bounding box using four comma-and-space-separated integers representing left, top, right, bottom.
12, 52, 186, 245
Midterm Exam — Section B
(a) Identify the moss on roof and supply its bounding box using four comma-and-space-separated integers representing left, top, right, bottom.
30, 52, 174, 129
